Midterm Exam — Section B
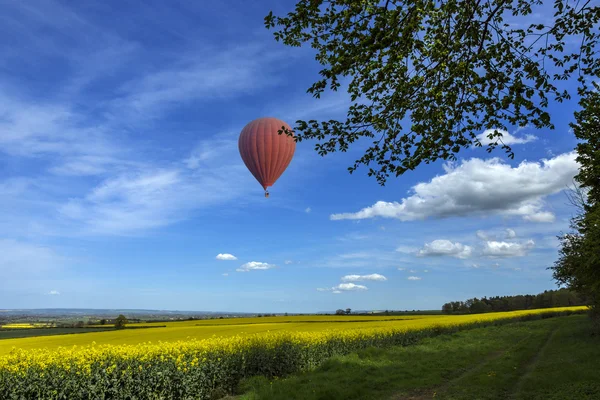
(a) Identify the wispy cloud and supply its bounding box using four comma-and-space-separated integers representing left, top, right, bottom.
108, 43, 291, 121
56, 138, 253, 235
236, 261, 276, 272
0, 12, 300, 239
341, 274, 387, 282
0, 239, 65, 278
0, 94, 119, 159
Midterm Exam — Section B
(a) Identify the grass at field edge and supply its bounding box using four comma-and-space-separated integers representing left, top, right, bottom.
236, 314, 599, 400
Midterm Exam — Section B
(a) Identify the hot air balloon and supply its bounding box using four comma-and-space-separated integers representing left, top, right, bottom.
238, 117, 296, 197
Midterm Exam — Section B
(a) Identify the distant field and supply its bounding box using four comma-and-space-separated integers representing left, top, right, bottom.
0, 306, 586, 355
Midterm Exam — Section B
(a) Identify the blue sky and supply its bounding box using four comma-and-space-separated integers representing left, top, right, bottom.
0, 0, 584, 312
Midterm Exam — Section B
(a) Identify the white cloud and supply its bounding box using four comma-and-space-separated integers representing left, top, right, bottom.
222, 273, 229, 277
341, 274, 387, 282
335, 283, 368, 291
505, 228, 517, 239
423, 269, 429, 273
482, 240, 535, 257
418, 240, 473, 259
47, 290, 60, 296
216, 253, 237, 261
409, 269, 417, 273
523, 212, 556, 223
316, 282, 369, 293
398, 267, 405, 271
471, 263, 480, 268
330, 152, 578, 223
236, 261, 276, 272
305, 207, 311, 213
476, 129, 537, 146
316, 283, 369, 292
407, 276, 422, 281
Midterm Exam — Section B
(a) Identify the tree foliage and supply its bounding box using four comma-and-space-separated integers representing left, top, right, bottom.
551, 83, 600, 330
265, 0, 600, 184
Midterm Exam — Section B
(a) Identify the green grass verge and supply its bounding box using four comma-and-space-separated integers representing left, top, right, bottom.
237, 315, 599, 400
0, 326, 166, 340
0, 327, 116, 340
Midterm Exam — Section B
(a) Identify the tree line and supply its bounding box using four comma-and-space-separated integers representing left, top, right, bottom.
441, 289, 587, 314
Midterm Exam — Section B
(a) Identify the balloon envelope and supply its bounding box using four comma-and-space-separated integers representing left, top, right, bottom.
238, 117, 296, 191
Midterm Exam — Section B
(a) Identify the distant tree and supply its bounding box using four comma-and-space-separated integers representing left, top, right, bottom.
99, 319, 107, 325
335, 309, 345, 315
442, 288, 586, 314
469, 299, 491, 314
345, 308, 351, 315
284, 312, 289, 317
114, 315, 128, 329
75, 321, 84, 328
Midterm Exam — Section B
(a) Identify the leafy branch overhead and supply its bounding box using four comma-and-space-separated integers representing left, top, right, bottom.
265, 0, 600, 184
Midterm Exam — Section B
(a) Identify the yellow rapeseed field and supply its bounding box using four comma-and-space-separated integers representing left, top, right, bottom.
0, 307, 586, 399
0, 314, 430, 355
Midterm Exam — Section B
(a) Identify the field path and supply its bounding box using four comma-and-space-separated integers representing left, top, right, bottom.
389, 334, 533, 400
509, 326, 560, 399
